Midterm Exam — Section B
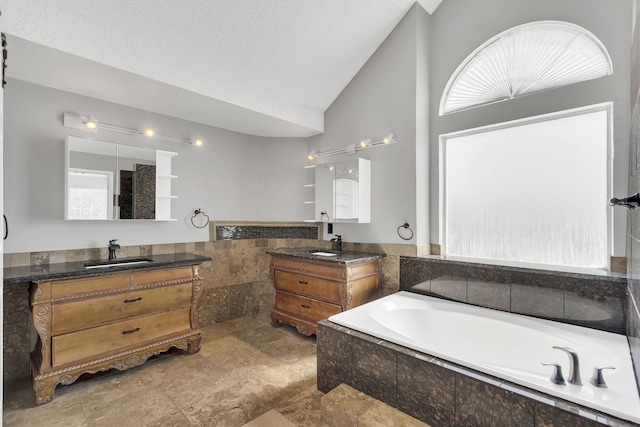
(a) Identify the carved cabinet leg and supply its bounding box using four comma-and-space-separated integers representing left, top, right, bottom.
186, 335, 201, 354
33, 377, 59, 405
271, 312, 284, 328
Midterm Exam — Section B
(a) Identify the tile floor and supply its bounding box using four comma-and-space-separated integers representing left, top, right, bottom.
3, 316, 330, 427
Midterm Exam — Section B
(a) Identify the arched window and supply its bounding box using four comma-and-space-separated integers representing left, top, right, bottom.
440, 21, 613, 115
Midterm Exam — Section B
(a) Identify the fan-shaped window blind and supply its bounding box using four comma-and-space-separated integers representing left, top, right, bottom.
440, 21, 613, 115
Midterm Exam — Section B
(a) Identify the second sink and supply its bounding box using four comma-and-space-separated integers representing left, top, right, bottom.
83, 258, 153, 269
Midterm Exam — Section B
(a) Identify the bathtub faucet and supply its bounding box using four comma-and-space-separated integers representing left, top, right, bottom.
552, 346, 582, 386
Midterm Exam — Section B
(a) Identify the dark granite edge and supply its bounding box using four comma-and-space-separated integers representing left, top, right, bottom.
267, 247, 385, 265
3, 253, 212, 285
400, 256, 627, 284
318, 320, 638, 426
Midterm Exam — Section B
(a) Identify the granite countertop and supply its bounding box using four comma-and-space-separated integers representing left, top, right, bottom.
3, 253, 212, 285
266, 247, 384, 265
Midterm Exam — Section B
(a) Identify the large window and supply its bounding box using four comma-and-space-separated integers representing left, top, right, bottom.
440, 104, 611, 269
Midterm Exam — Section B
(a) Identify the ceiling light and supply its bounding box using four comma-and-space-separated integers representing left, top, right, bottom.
144, 128, 155, 137
84, 116, 98, 130
359, 138, 372, 148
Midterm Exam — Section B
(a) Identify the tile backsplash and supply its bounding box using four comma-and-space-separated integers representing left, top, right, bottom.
400, 257, 627, 334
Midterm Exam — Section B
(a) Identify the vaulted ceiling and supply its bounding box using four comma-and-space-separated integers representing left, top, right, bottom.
2, 0, 443, 137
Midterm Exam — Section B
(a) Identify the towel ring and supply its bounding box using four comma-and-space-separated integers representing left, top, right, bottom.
397, 222, 413, 240
191, 209, 210, 229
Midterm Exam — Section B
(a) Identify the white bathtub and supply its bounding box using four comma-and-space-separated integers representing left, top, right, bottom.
328, 291, 640, 424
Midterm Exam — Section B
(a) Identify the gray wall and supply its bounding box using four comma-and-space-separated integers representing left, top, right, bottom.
3, 79, 307, 253
428, 0, 632, 256
306, 5, 431, 246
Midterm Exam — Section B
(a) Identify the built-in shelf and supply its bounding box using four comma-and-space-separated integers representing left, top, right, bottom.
156, 150, 178, 221
305, 164, 316, 218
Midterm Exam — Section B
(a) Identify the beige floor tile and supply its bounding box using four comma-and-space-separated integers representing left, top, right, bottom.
3, 394, 88, 427
143, 411, 193, 427
242, 409, 297, 427
199, 324, 232, 343
277, 389, 331, 427
181, 385, 260, 427
217, 316, 268, 333
81, 383, 181, 427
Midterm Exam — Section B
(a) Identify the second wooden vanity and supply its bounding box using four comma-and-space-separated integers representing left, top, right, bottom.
268, 248, 382, 335
13, 254, 210, 404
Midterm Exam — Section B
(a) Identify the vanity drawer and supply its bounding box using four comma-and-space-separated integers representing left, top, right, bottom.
52, 274, 131, 298
274, 291, 341, 322
134, 267, 193, 285
51, 307, 191, 366
274, 270, 341, 304
52, 283, 193, 334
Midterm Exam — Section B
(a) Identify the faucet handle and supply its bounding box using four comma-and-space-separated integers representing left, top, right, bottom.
590, 366, 615, 388
109, 239, 118, 245
541, 362, 566, 385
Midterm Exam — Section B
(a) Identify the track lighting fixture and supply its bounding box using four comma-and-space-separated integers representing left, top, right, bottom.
306, 133, 398, 160
63, 113, 203, 146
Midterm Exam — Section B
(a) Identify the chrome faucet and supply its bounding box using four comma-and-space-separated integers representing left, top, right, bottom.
331, 234, 343, 251
108, 239, 120, 261
553, 346, 582, 385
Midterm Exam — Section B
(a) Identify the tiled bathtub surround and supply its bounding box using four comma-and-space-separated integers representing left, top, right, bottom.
317, 320, 637, 427
400, 257, 627, 334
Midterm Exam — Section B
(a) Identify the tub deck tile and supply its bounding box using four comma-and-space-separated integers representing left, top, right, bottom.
455, 374, 535, 427
317, 322, 353, 393
397, 352, 456, 427
351, 336, 397, 407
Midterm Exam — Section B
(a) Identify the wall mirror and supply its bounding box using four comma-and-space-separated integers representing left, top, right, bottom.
315, 158, 371, 223
65, 136, 177, 221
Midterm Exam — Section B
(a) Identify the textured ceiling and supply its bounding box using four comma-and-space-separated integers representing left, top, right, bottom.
2, 0, 443, 137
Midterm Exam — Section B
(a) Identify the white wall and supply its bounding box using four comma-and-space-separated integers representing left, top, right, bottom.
3, 79, 307, 253
306, 5, 431, 246
429, 0, 632, 256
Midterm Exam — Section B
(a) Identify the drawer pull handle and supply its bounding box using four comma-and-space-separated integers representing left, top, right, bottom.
123, 297, 143, 303
301, 304, 311, 309
122, 327, 140, 335
298, 280, 308, 285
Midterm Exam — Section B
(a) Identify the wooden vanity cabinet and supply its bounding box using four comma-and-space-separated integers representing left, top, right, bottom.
29, 265, 203, 405
269, 255, 380, 335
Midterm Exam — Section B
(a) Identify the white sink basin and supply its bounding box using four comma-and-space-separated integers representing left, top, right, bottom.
83, 258, 152, 269
310, 252, 338, 257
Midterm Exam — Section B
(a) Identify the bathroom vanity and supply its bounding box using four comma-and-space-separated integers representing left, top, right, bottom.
267, 248, 383, 335
4, 253, 210, 405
